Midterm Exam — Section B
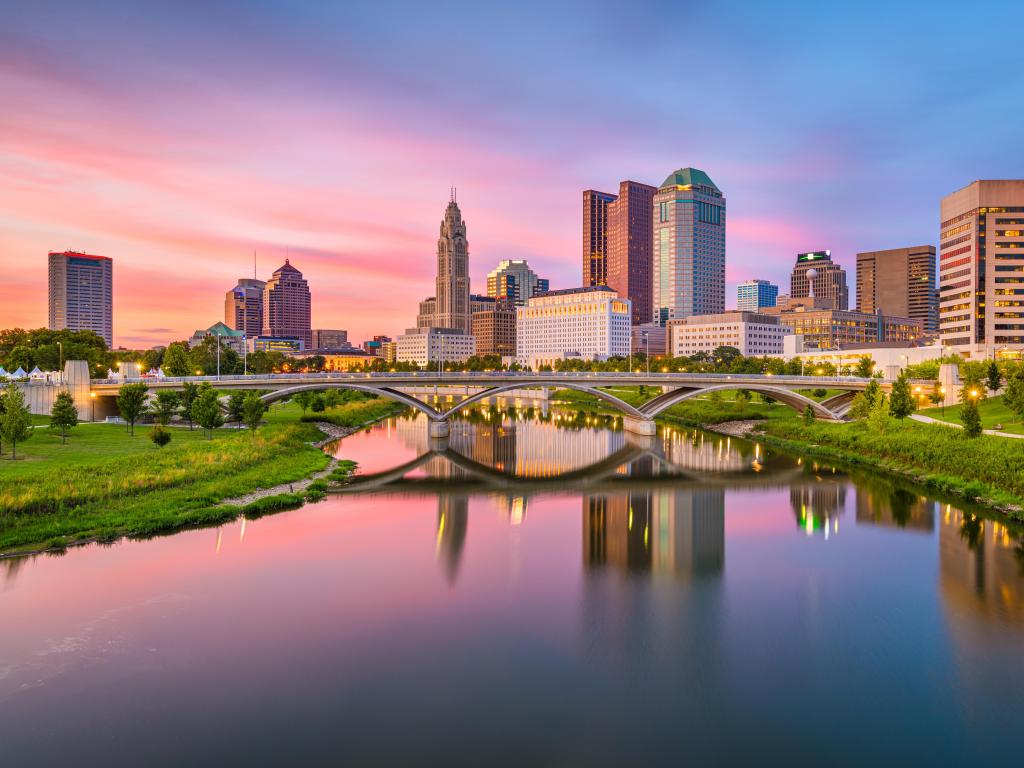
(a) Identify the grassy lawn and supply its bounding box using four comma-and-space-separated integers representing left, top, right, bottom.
0, 399, 395, 555
758, 416, 1024, 517
919, 395, 1024, 435
552, 386, 796, 425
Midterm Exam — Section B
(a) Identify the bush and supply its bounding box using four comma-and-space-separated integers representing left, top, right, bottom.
150, 425, 172, 448
960, 397, 982, 438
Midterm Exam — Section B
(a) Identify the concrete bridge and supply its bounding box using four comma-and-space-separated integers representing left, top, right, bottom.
82, 369, 898, 434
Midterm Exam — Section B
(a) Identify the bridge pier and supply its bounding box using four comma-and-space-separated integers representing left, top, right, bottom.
622, 416, 657, 436
428, 419, 450, 438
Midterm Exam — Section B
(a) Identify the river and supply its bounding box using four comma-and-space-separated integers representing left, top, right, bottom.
1, 407, 1023, 765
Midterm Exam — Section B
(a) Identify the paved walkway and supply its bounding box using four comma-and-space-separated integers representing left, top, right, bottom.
910, 413, 1024, 439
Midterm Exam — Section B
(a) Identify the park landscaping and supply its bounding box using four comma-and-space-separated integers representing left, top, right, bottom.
0, 398, 402, 555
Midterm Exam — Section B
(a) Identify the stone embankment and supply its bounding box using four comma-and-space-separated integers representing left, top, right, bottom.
703, 420, 761, 438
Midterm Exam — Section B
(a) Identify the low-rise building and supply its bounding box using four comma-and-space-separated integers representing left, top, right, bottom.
782, 339, 943, 374
321, 351, 377, 371
667, 312, 789, 357
249, 336, 304, 354
631, 323, 666, 357
762, 296, 922, 350
516, 286, 631, 369
472, 299, 517, 357
396, 327, 475, 368
311, 329, 349, 350
189, 322, 247, 354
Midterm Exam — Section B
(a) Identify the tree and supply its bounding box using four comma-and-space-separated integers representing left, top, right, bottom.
150, 425, 172, 448
311, 395, 326, 413
1004, 367, 1024, 422
322, 389, 342, 409
242, 392, 266, 431
116, 382, 149, 436
226, 391, 246, 425
986, 360, 1002, 394
191, 384, 224, 439
960, 395, 982, 438
153, 390, 181, 426
863, 378, 881, 408
888, 374, 915, 420
50, 390, 79, 444
0, 384, 32, 460
802, 405, 815, 425
848, 393, 871, 420
867, 392, 889, 434
180, 382, 199, 430
854, 356, 874, 378
162, 342, 191, 377
293, 391, 316, 415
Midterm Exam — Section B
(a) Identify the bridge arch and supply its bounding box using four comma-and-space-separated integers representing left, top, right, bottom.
259, 383, 445, 420
439, 382, 646, 421
639, 384, 840, 420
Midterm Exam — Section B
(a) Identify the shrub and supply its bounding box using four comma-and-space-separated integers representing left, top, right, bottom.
50, 390, 79, 443
960, 397, 982, 438
150, 425, 172, 448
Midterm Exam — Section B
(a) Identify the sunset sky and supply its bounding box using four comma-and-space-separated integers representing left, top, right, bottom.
2, 0, 1023, 347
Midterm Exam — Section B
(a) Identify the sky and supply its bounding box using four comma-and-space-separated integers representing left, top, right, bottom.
2, 0, 1023, 347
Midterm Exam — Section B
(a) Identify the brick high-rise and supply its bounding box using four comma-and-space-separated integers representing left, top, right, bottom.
856, 246, 937, 333
263, 259, 311, 348
48, 251, 113, 347
583, 189, 616, 287
607, 180, 656, 326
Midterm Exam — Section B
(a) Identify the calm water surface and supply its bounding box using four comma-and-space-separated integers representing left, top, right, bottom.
2, 409, 1023, 765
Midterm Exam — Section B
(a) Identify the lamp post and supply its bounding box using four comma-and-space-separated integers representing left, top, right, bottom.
643, 330, 650, 375
90, 391, 96, 422
58, 341, 63, 381
243, 335, 247, 376
215, 330, 221, 380
940, 386, 946, 416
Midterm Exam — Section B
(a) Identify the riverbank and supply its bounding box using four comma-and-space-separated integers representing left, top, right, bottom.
0, 400, 403, 556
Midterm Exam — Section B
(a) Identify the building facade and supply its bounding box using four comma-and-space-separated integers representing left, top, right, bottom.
790, 250, 849, 310
631, 323, 667, 357
856, 246, 937, 334
471, 299, 517, 358
667, 312, 789, 357
434, 196, 471, 334
736, 279, 779, 312
652, 168, 726, 324
249, 336, 304, 353
417, 296, 437, 328
762, 297, 922, 350
263, 259, 311, 349
48, 251, 113, 347
396, 327, 475, 367
311, 329, 349, 350
225, 278, 265, 337
607, 180, 656, 325
583, 189, 617, 287
189, 321, 247, 354
516, 286, 631, 369
486, 259, 549, 305
939, 180, 1024, 358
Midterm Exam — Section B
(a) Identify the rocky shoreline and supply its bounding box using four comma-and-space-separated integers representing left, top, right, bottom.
703, 419, 762, 438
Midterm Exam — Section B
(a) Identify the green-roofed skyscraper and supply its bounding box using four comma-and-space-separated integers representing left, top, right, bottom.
652, 167, 726, 324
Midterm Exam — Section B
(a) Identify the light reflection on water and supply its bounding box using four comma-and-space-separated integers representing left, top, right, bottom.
1, 410, 1023, 764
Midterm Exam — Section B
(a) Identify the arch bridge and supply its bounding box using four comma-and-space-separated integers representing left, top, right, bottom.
87, 371, 901, 435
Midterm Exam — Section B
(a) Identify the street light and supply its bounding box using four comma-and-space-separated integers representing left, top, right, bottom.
90, 391, 96, 422
642, 330, 650, 375
940, 386, 946, 416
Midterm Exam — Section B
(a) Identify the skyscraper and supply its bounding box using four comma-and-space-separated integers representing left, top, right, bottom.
434, 194, 471, 334
48, 251, 113, 347
856, 246, 937, 333
790, 250, 848, 309
736, 279, 779, 312
607, 180, 656, 325
939, 180, 1024, 357
583, 189, 616, 287
486, 259, 549, 305
652, 168, 726, 324
225, 278, 266, 337
263, 259, 311, 348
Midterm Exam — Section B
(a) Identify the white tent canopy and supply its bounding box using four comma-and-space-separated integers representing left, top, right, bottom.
12, 367, 27, 378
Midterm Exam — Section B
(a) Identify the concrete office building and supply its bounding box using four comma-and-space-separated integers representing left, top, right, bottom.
607, 180, 657, 325
311, 329, 349, 350
583, 189, 617, 287
263, 260, 312, 349
790, 250, 849, 309
939, 180, 1024, 358
856, 246, 937, 334
225, 278, 266, 337
736, 279, 779, 312
472, 299, 517, 357
48, 251, 113, 347
396, 327, 475, 368
632, 323, 667, 358
667, 312, 789, 357
486, 259, 549, 305
652, 168, 726, 324
516, 286, 631, 369
762, 296, 922, 350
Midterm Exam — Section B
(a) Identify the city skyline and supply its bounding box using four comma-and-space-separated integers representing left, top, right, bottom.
2, 2, 1024, 346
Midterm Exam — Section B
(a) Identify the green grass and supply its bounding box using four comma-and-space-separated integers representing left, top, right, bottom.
0, 399, 396, 555
758, 417, 1024, 517
552, 386, 793, 425
919, 394, 1024, 434
300, 399, 406, 428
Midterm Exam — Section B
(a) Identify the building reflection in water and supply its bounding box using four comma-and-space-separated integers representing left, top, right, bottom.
436, 496, 468, 585
940, 505, 1024, 631
789, 465, 847, 537
583, 488, 725, 579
